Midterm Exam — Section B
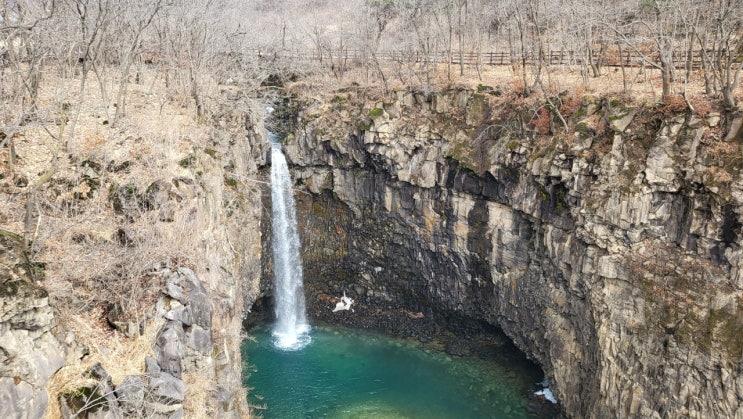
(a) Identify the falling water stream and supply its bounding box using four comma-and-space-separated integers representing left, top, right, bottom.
269, 134, 311, 350
254, 134, 557, 417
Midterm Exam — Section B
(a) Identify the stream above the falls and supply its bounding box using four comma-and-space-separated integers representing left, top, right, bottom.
242, 324, 558, 418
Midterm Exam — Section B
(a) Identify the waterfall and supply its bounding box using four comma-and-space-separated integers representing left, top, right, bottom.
269, 135, 311, 350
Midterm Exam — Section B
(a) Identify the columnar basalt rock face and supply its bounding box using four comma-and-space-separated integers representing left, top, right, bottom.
55, 267, 219, 419
0, 235, 66, 419
281, 89, 743, 418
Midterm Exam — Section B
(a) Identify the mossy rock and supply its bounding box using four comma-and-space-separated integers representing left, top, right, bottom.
476, 84, 494, 93
703, 305, 743, 358
465, 94, 489, 126
283, 133, 296, 145
0, 280, 47, 299
448, 141, 475, 170
60, 387, 107, 416
538, 185, 549, 201
0, 231, 44, 284
369, 108, 384, 119
573, 107, 587, 119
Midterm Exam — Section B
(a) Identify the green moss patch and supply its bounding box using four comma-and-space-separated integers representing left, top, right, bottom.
179, 154, 196, 168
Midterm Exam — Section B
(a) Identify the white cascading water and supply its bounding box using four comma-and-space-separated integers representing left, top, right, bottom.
269, 135, 311, 350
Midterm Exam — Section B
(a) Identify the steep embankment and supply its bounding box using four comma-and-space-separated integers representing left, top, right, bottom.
278, 88, 743, 418
1, 86, 267, 418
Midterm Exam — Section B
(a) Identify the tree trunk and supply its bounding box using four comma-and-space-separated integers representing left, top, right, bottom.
457, 2, 464, 77
722, 65, 741, 109
661, 65, 672, 99
659, 51, 672, 99
617, 41, 628, 94
447, 16, 453, 81
189, 65, 203, 121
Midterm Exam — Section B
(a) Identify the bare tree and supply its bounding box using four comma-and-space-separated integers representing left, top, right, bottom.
109, 0, 166, 127
387, 0, 444, 93
560, 0, 612, 84
454, 0, 468, 76
701, 0, 743, 109
352, 0, 393, 91
62, 0, 112, 144
0, 0, 56, 120
156, 0, 226, 121
604, 0, 685, 100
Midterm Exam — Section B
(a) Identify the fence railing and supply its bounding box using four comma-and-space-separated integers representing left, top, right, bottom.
247, 48, 710, 70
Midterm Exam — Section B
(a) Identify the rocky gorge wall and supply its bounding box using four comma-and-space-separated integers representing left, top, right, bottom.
277, 88, 743, 418
0, 90, 267, 418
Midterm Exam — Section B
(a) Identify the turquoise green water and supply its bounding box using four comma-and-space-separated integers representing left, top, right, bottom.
243, 325, 551, 418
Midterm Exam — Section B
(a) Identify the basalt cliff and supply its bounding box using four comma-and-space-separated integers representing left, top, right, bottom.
272, 88, 743, 418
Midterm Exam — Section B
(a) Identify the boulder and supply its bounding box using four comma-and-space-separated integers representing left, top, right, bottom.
58, 363, 123, 419
115, 375, 146, 415
149, 372, 186, 405
155, 322, 184, 378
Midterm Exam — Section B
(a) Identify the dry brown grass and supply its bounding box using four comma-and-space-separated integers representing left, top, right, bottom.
0, 67, 237, 418
708, 140, 740, 160
182, 369, 212, 419
559, 93, 584, 117
531, 107, 553, 135
299, 58, 737, 113
659, 94, 690, 116
689, 96, 714, 117
44, 312, 165, 419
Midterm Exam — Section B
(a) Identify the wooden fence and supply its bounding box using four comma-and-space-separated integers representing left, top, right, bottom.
247, 48, 709, 70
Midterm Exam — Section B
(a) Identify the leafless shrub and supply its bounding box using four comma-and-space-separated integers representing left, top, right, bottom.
531, 107, 552, 135
660, 94, 689, 116
689, 96, 713, 117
